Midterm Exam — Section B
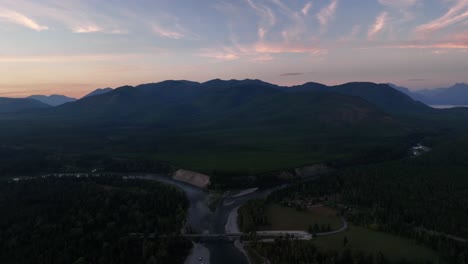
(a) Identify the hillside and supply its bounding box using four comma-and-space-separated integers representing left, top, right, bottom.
0, 80, 419, 180
82, 87, 113, 98
0, 98, 50, 113
285, 82, 429, 114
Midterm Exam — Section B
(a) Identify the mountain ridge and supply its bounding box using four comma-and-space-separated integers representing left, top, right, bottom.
28, 94, 77, 106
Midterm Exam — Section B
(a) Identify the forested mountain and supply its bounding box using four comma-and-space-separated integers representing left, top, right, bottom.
0, 79, 462, 184
0, 97, 50, 113
292, 82, 429, 114
82, 87, 113, 98
27, 94, 76, 106
33, 80, 427, 123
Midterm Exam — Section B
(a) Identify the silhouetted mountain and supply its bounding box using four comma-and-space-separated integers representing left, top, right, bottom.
415, 83, 468, 105
0, 79, 448, 177
387, 83, 412, 96
37, 79, 415, 129
0, 98, 50, 113
330, 82, 429, 113
83, 88, 113, 98
287, 82, 429, 113
28, 94, 76, 106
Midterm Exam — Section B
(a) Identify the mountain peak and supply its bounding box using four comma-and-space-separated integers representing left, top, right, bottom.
27, 94, 76, 106
83, 88, 113, 98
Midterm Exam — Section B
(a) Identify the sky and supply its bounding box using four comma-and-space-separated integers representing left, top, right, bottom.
0, 0, 467, 97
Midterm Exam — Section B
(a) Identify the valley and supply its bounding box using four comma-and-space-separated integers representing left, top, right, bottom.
1, 80, 468, 263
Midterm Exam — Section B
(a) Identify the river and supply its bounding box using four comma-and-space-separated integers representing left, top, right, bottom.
141, 174, 287, 264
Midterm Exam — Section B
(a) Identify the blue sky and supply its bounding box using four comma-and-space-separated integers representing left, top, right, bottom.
0, 0, 467, 97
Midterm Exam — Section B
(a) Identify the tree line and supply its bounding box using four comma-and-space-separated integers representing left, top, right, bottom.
0, 176, 191, 264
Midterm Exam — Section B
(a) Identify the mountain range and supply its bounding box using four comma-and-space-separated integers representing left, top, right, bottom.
3, 79, 467, 176
16, 88, 114, 109
0, 97, 50, 113
28, 94, 77, 106
389, 83, 468, 106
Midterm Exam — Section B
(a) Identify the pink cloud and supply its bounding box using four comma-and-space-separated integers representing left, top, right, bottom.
317, 0, 338, 28
197, 41, 326, 62
416, 0, 468, 34
368, 12, 388, 40
301, 2, 313, 16
378, 0, 418, 8
0, 8, 48, 31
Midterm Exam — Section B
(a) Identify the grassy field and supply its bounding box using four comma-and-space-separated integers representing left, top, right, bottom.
263, 204, 342, 231
262, 204, 442, 263
314, 224, 444, 263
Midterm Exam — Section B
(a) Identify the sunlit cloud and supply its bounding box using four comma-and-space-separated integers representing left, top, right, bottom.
152, 24, 185, 39
301, 2, 313, 16
368, 12, 388, 40
198, 50, 240, 61
378, 0, 418, 8
0, 53, 149, 63
0, 8, 48, 31
245, 0, 276, 26
416, 0, 468, 34
317, 0, 338, 29
198, 41, 326, 62
254, 42, 324, 54
73, 25, 103, 33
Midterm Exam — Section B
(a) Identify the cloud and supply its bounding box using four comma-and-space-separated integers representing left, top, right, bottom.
0, 8, 48, 31
302, 2, 313, 15
245, 0, 276, 26
368, 12, 388, 40
0, 1, 127, 34
198, 41, 326, 62
381, 42, 468, 49
317, 0, 338, 28
378, 0, 418, 8
338, 25, 361, 44
416, 0, 468, 34
254, 42, 324, 54
0, 53, 149, 63
258, 27, 267, 41
198, 51, 240, 61
73, 25, 103, 33
280, 72, 304, 76
152, 24, 185, 39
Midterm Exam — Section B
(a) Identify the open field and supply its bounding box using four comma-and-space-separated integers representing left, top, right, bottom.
263, 204, 342, 231
313, 224, 443, 263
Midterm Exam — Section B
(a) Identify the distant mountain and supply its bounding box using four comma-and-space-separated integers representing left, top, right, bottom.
83, 88, 113, 98
287, 82, 429, 114
415, 83, 468, 105
387, 83, 413, 96
28, 95, 76, 106
388, 83, 468, 106
0, 98, 50, 113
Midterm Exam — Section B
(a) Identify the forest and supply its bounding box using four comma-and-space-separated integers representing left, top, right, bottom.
0, 176, 191, 264
248, 134, 468, 263
248, 237, 435, 264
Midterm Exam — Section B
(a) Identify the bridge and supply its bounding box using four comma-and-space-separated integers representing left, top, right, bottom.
130, 231, 313, 242
129, 218, 347, 242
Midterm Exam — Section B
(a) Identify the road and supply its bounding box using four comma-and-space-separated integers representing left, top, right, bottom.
179, 217, 349, 241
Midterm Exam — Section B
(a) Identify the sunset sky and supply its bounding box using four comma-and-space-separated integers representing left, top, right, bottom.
0, 0, 467, 97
